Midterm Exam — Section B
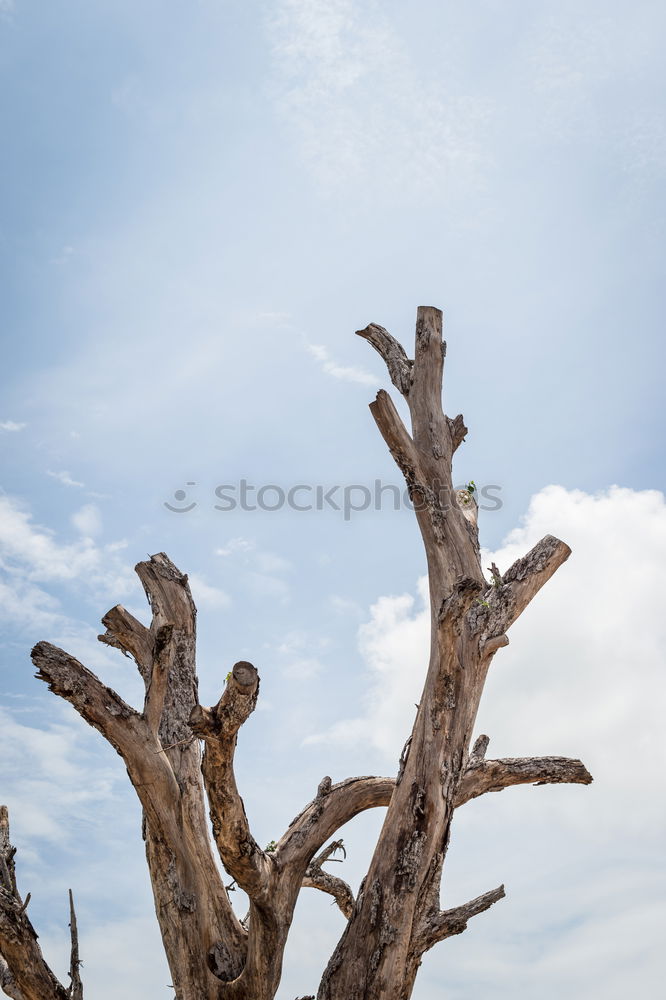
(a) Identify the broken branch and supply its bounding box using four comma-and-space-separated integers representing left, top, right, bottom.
415, 885, 506, 953
457, 754, 592, 805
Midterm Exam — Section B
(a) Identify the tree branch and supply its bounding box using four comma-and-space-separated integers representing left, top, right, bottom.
447, 413, 468, 452
302, 869, 354, 921
67, 891, 83, 1000
0, 807, 69, 1000
277, 776, 395, 871
415, 885, 506, 953
412, 307, 445, 433
457, 754, 593, 806
303, 841, 354, 920
133, 553, 198, 753
31, 643, 144, 762
98, 605, 153, 686
368, 390, 420, 485
469, 535, 572, 647
355, 323, 413, 397
189, 662, 270, 898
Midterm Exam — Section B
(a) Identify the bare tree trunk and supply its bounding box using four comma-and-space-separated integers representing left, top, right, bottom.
318, 308, 579, 999
0, 306, 592, 1000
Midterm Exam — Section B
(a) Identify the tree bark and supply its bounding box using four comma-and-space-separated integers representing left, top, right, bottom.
317, 308, 585, 1000
1, 305, 592, 1000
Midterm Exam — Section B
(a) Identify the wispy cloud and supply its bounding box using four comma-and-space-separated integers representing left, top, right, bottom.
0, 494, 136, 622
0, 420, 26, 432
71, 503, 103, 538
305, 342, 376, 385
187, 573, 231, 610
47, 470, 85, 488
215, 536, 293, 604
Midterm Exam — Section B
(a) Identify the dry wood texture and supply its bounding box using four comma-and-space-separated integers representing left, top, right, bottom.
0, 307, 591, 1000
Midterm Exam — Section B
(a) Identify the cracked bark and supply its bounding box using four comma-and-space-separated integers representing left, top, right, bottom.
31, 555, 247, 999
3, 305, 591, 1000
318, 307, 591, 1000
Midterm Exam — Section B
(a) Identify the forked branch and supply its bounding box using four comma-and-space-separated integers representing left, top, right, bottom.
189, 662, 270, 897
303, 841, 354, 920
471, 535, 572, 652
277, 775, 395, 871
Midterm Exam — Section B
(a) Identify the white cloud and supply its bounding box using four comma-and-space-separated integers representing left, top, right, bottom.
0, 495, 131, 590
0, 494, 139, 646
270, 628, 330, 680
216, 536, 256, 556
71, 503, 103, 538
215, 536, 293, 604
266, 0, 493, 196
0, 704, 120, 846
47, 470, 85, 488
312, 486, 666, 774
0, 576, 63, 632
305, 342, 376, 386
187, 573, 231, 610
0, 420, 26, 432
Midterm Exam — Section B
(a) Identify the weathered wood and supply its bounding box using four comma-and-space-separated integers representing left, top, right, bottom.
98, 605, 153, 685
0, 807, 69, 1000
318, 307, 588, 1000
303, 841, 354, 920
31, 555, 248, 999
68, 891, 83, 1000
3, 305, 591, 1000
0, 955, 24, 1000
457, 753, 592, 804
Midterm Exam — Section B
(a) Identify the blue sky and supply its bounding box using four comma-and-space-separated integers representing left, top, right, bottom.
1, 1, 665, 997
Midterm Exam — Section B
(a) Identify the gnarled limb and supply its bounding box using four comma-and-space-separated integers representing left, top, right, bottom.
32, 642, 149, 764
277, 776, 395, 871
470, 535, 572, 652
98, 605, 153, 685
189, 662, 270, 898
457, 753, 593, 806
414, 884, 506, 953
355, 323, 413, 396
0, 807, 70, 1000
303, 841, 354, 920
31, 554, 247, 998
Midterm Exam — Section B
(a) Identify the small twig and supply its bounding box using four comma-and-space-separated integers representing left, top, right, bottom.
312, 839, 346, 868
17, 892, 31, 915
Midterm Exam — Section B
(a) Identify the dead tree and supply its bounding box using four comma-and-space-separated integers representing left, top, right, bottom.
0, 307, 592, 1000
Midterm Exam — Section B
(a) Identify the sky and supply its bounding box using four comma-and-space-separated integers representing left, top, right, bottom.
0, 0, 665, 997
